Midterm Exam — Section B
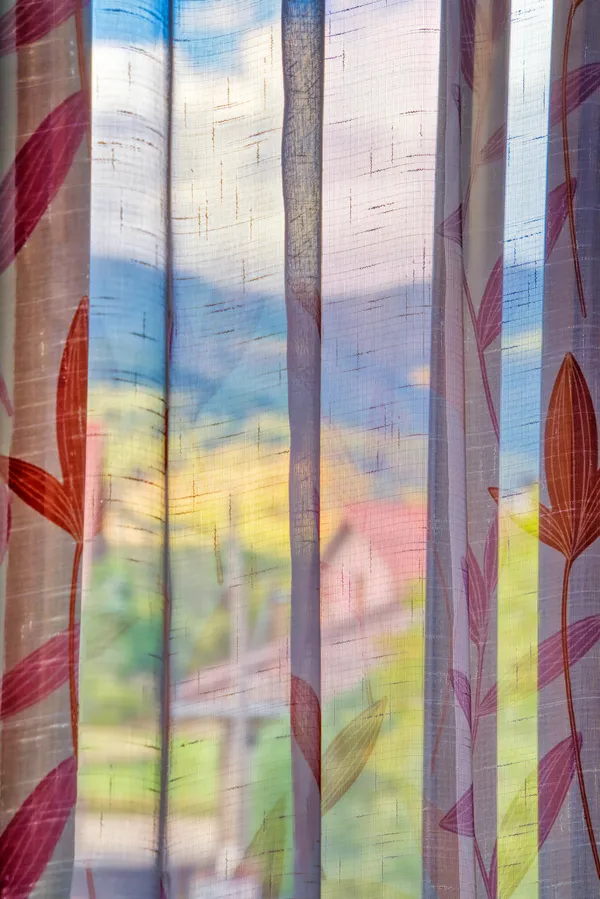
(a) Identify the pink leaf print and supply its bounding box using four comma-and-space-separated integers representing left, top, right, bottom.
0, 484, 10, 566
290, 675, 321, 791
546, 180, 577, 259
475, 180, 572, 351
460, 0, 476, 90
477, 615, 600, 720
538, 615, 600, 694
482, 64, 600, 166
0, 755, 77, 897
478, 683, 497, 718
437, 204, 463, 247
480, 124, 506, 165
0, 91, 88, 276
0, 371, 12, 416
464, 545, 489, 647
0, 0, 90, 56
1, 626, 79, 719
476, 257, 503, 351
449, 669, 471, 730
483, 516, 498, 599
539, 732, 581, 847
439, 784, 475, 837
549, 63, 600, 128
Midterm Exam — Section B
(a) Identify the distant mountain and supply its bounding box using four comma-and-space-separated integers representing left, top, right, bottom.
90, 255, 431, 433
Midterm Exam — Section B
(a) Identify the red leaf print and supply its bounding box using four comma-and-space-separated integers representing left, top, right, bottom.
0, 370, 12, 416
460, 0, 476, 90
439, 784, 475, 837
0, 484, 10, 566
437, 204, 463, 247
549, 63, 600, 128
0, 755, 77, 897
546, 180, 577, 260
545, 353, 598, 560
0, 0, 90, 56
56, 296, 89, 533
449, 669, 471, 730
0, 91, 87, 276
1, 626, 79, 719
0, 455, 80, 539
476, 257, 503, 350
290, 675, 321, 791
85, 868, 98, 899
538, 732, 581, 847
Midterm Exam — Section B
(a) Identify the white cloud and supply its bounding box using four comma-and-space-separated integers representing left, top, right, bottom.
91, 0, 441, 299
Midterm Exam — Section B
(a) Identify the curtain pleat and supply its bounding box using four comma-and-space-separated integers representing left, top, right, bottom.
3, 0, 600, 896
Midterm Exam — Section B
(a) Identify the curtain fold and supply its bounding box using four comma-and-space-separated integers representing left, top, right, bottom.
2, 0, 600, 896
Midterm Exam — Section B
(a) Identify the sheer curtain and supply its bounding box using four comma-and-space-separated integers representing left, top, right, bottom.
1, 0, 600, 897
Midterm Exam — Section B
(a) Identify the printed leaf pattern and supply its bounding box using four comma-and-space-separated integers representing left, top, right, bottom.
543, 353, 600, 561
322, 698, 387, 815
549, 63, 600, 130
0, 484, 10, 566
0, 0, 90, 56
0, 456, 79, 538
0, 370, 13, 416
482, 64, 600, 166
1, 626, 79, 719
0, 755, 77, 897
290, 675, 321, 791
460, 0, 476, 89
475, 182, 573, 352
439, 784, 475, 837
496, 734, 580, 899
236, 796, 287, 899
488, 355, 600, 561
0, 91, 87, 276
437, 204, 463, 247
449, 669, 471, 730
0, 295, 88, 542
546, 179, 577, 259
463, 519, 497, 647
477, 615, 600, 720
56, 294, 89, 534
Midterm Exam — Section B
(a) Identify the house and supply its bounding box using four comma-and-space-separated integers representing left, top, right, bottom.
174, 498, 427, 719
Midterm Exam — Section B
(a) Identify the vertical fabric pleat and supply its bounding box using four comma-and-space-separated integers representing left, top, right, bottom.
281, 2, 324, 896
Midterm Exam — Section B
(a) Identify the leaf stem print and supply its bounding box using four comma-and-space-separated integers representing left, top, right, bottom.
0, 0, 90, 56
74, 0, 91, 154
561, 559, 600, 878
490, 354, 600, 876
0, 370, 13, 416
562, 0, 586, 317
69, 541, 83, 755
463, 267, 499, 440
86, 868, 98, 899
474, 836, 492, 899
0, 297, 88, 758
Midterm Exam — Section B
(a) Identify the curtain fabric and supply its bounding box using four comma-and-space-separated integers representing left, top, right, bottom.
1, 0, 600, 897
